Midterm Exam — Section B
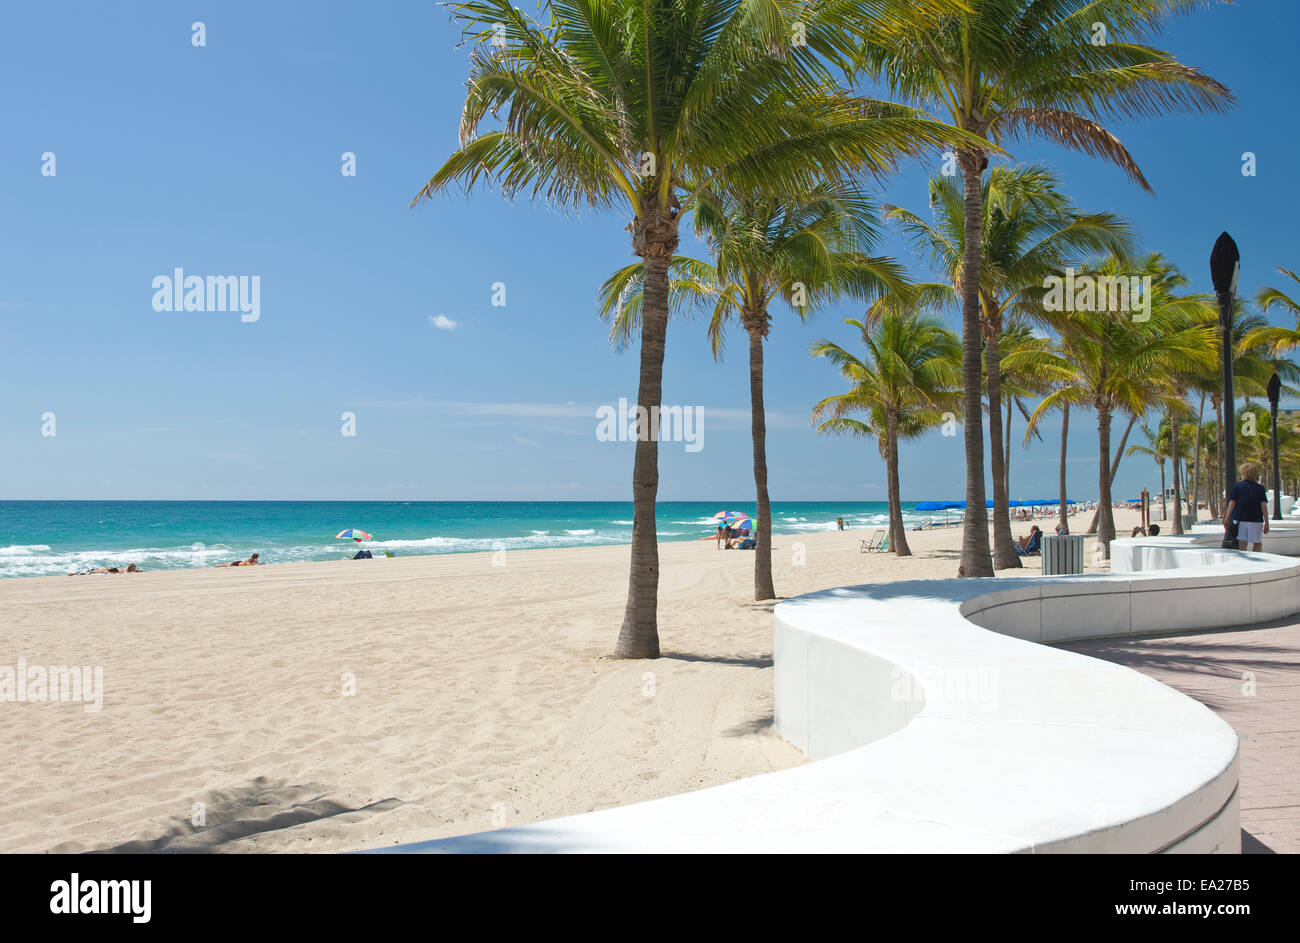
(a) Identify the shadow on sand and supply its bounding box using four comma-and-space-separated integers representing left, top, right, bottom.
78, 777, 402, 853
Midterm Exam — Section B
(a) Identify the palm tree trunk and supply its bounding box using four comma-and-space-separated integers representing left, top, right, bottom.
1192, 392, 1206, 520
1111, 414, 1137, 485
886, 414, 912, 556
1159, 461, 1167, 521
1004, 395, 1012, 499
615, 226, 674, 659
747, 322, 775, 600
1085, 413, 1137, 535
1097, 404, 1116, 557
958, 157, 992, 577
1058, 402, 1070, 532
1171, 409, 1184, 534
985, 311, 1019, 569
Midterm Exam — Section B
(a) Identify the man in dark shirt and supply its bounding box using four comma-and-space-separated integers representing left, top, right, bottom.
1223, 462, 1270, 551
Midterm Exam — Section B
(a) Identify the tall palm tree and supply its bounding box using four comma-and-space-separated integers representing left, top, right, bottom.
857, 0, 1234, 576
600, 181, 904, 600
416, 0, 968, 657
886, 164, 1134, 567
1027, 254, 1217, 555
810, 311, 961, 555
1138, 258, 1218, 533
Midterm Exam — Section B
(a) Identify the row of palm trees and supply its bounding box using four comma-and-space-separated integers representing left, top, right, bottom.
419, 0, 1238, 658
810, 247, 1300, 564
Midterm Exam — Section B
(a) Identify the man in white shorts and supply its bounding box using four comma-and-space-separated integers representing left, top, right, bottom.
1223, 462, 1270, 552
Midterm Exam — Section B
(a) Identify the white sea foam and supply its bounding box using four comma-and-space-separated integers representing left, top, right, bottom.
775, 520, 839, 533
0, 543, 238, 578
365, 531, 617, 554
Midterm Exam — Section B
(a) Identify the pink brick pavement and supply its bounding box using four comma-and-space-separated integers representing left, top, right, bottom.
1059, 619, 1299, 854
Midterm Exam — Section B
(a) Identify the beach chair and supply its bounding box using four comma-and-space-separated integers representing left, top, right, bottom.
1014, 532, 1042, 557
860, 530, 884, 553
876, 533, 890, 553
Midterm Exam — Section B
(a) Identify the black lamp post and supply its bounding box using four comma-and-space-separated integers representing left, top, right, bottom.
1210, 232, 1240, 510
1269, 372, 1282, 520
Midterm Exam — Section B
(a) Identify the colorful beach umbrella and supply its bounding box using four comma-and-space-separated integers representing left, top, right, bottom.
712, 510, 748, 524
730, 517, 753, 532
335, 529, 372, 540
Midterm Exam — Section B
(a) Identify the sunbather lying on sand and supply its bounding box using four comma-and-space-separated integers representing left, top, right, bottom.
215, 553, 260, 567
69, 563, 141, 575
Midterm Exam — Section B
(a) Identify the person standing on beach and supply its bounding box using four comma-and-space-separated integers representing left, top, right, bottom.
1223, 463, 1269, 552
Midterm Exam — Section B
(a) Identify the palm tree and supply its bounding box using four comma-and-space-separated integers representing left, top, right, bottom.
886, 164, 1134, 567
600, 181, 904, 600
416, 0, 968, 657
1211, 302, 1300, 512
857, 0, 1234, 576
1138, 259, 1219, 533
810, 311, 961, 555
994, 320, 1075, 504
1127, 420, 1169, 520
1027, 255, 1217, 556
1254, 267, 1300, 334
1025, 375, 1087, 535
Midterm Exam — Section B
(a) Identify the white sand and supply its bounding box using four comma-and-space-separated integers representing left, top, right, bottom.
0, 508, 1143, 853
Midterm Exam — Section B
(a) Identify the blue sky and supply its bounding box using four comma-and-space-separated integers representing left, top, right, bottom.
1, 0, 1296, 502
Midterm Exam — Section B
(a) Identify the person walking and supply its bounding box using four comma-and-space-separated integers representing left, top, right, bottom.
1223, 462, 1270, 552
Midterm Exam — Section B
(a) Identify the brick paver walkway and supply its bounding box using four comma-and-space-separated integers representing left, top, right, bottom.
1059, 620, 1300, 854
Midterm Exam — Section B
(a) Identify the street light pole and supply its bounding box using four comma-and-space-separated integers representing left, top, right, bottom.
1210, 233, 1240, 516
1269, 372, 1282, 520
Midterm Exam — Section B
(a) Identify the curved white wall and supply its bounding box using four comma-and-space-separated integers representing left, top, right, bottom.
372, 547, 1300, 854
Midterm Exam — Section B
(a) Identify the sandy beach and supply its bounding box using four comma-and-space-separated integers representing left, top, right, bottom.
0, 509, 1143, 853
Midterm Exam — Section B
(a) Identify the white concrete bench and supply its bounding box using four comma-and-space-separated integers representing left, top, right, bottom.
370, 545, 1299, 854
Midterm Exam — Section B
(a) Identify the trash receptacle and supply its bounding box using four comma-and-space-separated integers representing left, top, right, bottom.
1042, 534, 1085, 575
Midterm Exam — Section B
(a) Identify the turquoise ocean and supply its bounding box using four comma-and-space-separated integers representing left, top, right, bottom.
0, 500, 942, 579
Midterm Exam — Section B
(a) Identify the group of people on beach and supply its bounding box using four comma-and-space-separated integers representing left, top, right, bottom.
69, 552, 263, 575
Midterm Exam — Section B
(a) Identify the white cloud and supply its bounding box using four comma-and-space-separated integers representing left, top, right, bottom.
513, 434, 540, 447
428, 314, 458, 331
